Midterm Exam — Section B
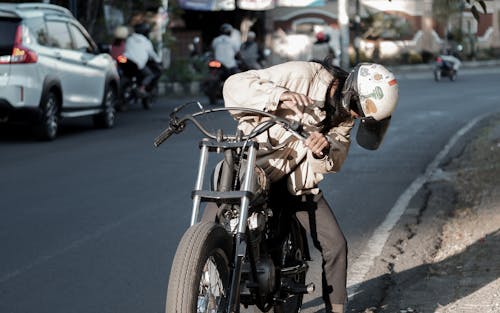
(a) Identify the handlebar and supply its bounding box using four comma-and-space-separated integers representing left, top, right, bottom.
153, 102, 308, 147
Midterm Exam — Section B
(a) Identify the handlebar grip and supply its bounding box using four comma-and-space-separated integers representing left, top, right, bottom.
153, 127, 175, 147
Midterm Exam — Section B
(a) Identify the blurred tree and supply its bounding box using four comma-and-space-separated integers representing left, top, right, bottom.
433, 0, 487, 24
432, 0, 463, 31
360, 9, 413, 40
39, 0, 163, 40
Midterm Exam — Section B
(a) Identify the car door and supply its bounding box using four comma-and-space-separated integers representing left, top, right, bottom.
67, 22, 107, 107
45, 18, 104, 109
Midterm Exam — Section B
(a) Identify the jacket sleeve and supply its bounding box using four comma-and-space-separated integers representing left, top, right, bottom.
223, 69, 289, 112
308, 118, 355, 174
147, 41, 161, 63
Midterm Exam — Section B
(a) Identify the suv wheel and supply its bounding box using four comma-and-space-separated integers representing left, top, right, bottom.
36, 91, 59, 141
93, 85, 116, 128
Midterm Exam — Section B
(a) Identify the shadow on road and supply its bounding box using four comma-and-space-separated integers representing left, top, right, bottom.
344, 228, 499, 312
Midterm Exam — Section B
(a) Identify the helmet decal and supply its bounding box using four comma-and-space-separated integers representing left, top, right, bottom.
360, 67, 370, 76
364, 99, 377, 114
364, 86, 384, 100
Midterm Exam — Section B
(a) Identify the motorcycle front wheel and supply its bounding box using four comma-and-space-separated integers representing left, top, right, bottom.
166, 222, 232, 313
434, 69, 442, 81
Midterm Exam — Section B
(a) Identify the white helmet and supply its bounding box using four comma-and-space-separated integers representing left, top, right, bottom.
342, 63, 398, 121
113, 26, 129, 40
342, 63, 399, 150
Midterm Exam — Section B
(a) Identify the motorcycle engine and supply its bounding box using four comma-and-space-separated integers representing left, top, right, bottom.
255, 256, 276, 295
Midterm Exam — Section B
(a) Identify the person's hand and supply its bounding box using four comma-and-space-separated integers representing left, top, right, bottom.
279, 91, 313, 118
305, 131, 330, 158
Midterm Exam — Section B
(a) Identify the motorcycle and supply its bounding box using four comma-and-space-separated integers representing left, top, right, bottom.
155, 102, 315, 313
201, 58, 230, 106
115, 56, 160, 110
434, 55, 460, 82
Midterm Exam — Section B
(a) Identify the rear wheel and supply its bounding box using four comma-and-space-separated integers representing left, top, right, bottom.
166, 222, 232, 313
274, 222, 307, 313
142, 96, 152, 110
93, 84, 117, 128
36, 91, 59, 141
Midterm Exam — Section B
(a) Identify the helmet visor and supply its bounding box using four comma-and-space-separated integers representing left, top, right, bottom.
356, 116, 391, 150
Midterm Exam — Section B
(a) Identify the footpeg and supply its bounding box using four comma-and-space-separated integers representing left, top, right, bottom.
282, 282, 315, 294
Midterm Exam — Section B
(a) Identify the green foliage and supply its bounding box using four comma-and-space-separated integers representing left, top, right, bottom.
433, 0, 487, 23
467, 0, 487, 21
164, 59, 203, 83
360, 9, 414, 40
349, 49, 371, 66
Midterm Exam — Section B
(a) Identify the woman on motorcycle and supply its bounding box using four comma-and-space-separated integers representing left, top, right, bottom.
218, 59, 399, 313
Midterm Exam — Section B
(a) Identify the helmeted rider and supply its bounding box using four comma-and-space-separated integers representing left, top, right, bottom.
239, 31, 261, 70
123, 22, 162, 96
110, 25, 129, 60
204, 59, 399, 313
211, 23, 240, 77
311, 31, 336, 65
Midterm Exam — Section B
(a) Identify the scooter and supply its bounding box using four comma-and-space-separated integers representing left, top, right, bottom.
434, 55, 460, 82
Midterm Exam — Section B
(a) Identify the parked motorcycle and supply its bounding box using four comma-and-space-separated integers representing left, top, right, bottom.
434, 55, 460, 82
115, 56, 160, 110
155, 102, 315, 313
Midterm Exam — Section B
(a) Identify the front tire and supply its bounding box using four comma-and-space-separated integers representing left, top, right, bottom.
166, 222, 232, 313
36, 91, 59, 141
93, 85, 117, 128
434, 69, 441, 81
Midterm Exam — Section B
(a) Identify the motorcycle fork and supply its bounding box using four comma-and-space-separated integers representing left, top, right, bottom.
189, 139, 258, 313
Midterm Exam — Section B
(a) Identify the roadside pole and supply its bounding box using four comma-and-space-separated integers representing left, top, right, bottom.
338, 0, 350, 68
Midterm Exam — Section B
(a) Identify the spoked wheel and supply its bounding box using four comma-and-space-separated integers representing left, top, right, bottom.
274, 223, 307, 313
166, 222, 232, 313
93, 85, 117, 128
36, 91, 59, 141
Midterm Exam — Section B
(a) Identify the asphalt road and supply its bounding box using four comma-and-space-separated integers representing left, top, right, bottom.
0, 67, 498, 313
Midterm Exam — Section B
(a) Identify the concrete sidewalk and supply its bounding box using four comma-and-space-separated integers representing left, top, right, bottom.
348, 113, 500, 313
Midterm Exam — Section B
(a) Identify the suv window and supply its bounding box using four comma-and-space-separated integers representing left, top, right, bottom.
46, 20, 72, 49
68, 23, 92, 53
0, 17, 20, 57
25, 17, 49, 46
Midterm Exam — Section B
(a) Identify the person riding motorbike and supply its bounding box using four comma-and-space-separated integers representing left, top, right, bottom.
110, 26, 129, 60
311, 31, 336, 64
204, 58, 399, 313
211, 23, 240, 78
123, 23, 162, 97
239, 31, 262, 70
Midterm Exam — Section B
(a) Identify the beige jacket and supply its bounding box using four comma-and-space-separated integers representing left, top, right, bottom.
222, 61, 354, 195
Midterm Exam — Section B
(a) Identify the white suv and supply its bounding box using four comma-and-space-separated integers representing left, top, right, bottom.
0, 3, 119, 140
